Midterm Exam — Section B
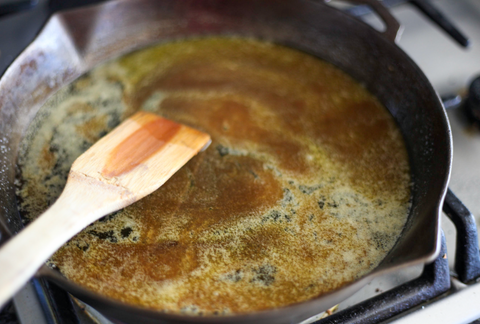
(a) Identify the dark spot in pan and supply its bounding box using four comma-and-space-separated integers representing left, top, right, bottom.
107, 112, 122, 129
121, 227, 133, 238
299, 184, 322, 194
282, 188, 294, 203
76, 243, 89, 252
250, 264, 277, 286
216, 145, 229, 157
328, 201, 338, 208
372, 232, 390, 250
262, 210, 291, 223
318, 201, 325, 209
225, 269, 243, 282
88, 230, 117, 243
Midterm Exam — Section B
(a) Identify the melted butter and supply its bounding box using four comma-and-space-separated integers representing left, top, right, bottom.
16, 38, 411, 315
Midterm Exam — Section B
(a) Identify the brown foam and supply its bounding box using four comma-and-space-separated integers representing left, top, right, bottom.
17, 38, 411, 315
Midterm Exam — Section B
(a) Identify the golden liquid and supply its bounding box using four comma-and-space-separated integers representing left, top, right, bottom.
17, 38, 411, 315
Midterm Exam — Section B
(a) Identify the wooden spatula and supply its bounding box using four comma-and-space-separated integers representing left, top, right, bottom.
0, 111, 211, 308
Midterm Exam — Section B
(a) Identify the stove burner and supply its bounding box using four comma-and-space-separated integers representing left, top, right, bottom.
345, 0, 470, 48
465, 76, 480, 123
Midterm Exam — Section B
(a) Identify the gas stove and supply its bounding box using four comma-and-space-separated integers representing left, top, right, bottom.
1, 0, 480, 323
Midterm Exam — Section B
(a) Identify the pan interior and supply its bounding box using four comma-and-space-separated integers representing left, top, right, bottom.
15, 37, 411, 315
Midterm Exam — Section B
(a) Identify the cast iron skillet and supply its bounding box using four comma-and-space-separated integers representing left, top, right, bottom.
0, 0, 452, 323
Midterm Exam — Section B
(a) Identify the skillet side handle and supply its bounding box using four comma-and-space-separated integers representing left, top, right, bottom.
329, 0, 402, 42
443, 188, 480, 283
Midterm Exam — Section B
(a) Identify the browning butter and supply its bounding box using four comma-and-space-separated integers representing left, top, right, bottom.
16, 38, 411, 315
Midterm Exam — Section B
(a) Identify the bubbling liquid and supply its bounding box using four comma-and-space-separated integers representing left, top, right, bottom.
16, 38, 411, 315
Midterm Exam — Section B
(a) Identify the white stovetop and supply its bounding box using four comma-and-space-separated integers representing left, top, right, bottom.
396, 0, 480, 95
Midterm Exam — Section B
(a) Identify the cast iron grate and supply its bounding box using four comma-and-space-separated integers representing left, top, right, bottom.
315, 188, 480, 324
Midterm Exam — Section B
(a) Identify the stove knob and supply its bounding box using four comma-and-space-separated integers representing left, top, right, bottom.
465, 76, 480, 122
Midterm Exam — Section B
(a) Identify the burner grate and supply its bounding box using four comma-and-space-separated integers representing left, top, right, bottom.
315, 186, 480, 323
443, 189, 480, 284
315, 236, 450, 324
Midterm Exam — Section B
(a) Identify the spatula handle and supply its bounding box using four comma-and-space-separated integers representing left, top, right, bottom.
0, 175, 132, 309
0, 113, 210, 309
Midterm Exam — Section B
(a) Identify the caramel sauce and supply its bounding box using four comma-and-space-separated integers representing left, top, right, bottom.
103, 114, 180, 177
17, 38, 411, 316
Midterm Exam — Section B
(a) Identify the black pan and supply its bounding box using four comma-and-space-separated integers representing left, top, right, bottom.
0, 0, 452, 323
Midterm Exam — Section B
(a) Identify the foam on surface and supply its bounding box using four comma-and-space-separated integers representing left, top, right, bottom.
16, 38, 411, 315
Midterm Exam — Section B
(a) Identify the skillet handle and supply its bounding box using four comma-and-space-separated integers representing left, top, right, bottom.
328, 0, 402, 42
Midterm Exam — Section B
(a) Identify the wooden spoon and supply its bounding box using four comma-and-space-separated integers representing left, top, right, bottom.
0, 111, 211, 308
